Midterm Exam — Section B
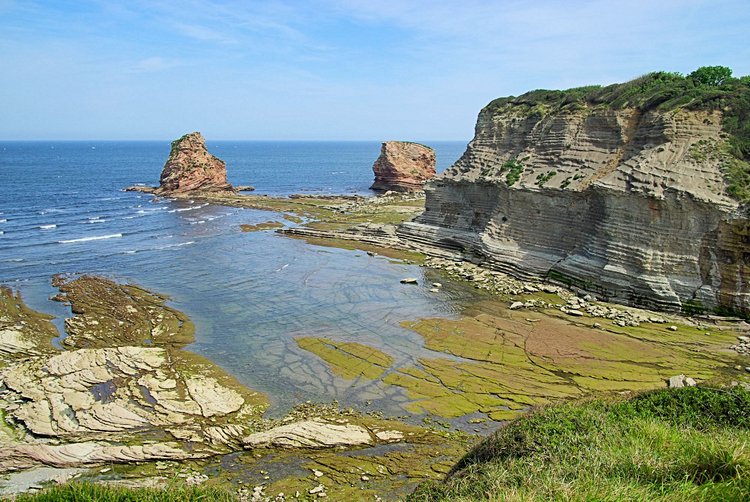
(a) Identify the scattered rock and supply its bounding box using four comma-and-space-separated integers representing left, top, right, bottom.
400, 278, 418, 284
668, 325, 678, 331
668, 374, 696, 388
509, 302, 524, 310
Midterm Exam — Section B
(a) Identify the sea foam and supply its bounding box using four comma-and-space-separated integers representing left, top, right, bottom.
58, 233, 123, 244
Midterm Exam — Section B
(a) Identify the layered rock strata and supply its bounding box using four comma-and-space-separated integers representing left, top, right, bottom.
370, 141, 436, 192
157, 132, 232, 194
399, 92, 750, 314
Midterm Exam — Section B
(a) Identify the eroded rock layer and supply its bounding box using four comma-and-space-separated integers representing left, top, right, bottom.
157, 132, 232, 194
400, 95, 750, 314
371, 141, 436, 192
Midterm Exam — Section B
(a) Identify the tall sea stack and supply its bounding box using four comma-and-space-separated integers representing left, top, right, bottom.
157, 132, 232, 194
370, 141, 436, 192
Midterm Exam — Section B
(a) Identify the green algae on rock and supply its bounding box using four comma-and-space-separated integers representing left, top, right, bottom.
382, 302, 742, 421
239, 221, 284, 232
296, 337, 394, 380
0, 287, 58, 360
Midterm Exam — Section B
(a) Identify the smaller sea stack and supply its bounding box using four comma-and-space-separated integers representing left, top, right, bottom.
370, 141, 436, 192
157, 132, 232, 194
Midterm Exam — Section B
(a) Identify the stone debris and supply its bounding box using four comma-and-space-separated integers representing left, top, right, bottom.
309, 484, 326, 494
668, 374, 697, 388
424, 257, 657, 327
400, 278, 419, 284
731, 335, 750, 356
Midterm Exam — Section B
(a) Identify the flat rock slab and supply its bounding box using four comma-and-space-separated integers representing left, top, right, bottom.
243, 421, 373, 449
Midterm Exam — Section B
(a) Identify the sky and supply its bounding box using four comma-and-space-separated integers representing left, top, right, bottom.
1, 0, 749, 141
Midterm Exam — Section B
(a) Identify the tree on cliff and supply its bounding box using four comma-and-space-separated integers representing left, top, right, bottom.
689, 66, 733, 86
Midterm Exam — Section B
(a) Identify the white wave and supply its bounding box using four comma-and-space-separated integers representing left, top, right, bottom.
38, 209, 63, 215
123, 250, 137, 254
86, 218, 106, 223
189, 220, 206, 225
58, 233, 122, 244
1, 258, 22, 262
0, 231, 4, 235
275, 263, 289, 272
0, 219, 6, 223
168, 203, 208, 213
39, 224, 57, 230
156, 241, 195, 250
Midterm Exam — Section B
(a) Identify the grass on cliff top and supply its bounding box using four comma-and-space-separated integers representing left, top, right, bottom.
408, 386, 750, 502
485, 67, 750, 201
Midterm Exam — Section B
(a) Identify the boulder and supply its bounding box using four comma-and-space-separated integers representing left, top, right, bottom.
157, 132, 232, 194
370, 141, 436, 192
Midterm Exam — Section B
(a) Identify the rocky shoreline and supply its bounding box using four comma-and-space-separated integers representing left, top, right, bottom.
0, 276, 467, 499
3, 186, 749, 498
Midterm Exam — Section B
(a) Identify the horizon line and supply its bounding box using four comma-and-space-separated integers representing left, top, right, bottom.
0, 138, 470, 143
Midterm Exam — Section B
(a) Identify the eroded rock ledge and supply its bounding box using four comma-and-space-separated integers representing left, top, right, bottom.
399, 83, 750, 315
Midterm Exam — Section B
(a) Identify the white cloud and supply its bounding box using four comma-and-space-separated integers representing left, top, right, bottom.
130, 56, 182, 72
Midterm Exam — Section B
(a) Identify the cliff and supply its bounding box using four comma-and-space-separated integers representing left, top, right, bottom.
157, 132, 232, 194
370, 141, 436, 192
399, 71, 750, 314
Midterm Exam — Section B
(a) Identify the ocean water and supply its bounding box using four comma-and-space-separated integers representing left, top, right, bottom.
0, 140, 469, 417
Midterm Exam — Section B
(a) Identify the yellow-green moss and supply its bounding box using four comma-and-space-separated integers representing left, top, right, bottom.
296, 337, 394, 380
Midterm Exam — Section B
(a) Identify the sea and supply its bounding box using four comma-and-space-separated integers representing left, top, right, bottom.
0, 140, 471, 419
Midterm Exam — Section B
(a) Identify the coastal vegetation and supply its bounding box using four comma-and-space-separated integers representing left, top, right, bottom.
408, 386, 750, 501
484, 66, 750, 201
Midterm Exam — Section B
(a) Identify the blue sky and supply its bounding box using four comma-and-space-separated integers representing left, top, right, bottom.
2, 0, 749, 140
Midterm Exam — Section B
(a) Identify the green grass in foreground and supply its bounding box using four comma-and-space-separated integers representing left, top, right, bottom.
408, 386, 750, 501
16, 483, 236, 502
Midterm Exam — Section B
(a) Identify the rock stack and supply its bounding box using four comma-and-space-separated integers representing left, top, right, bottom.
370, 141, 436, 192
157, 132, 232, 194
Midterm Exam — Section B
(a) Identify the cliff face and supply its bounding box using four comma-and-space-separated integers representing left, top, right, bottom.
400, 89, 750, 314
158, 132, 232, 194
370, 141, 436, 192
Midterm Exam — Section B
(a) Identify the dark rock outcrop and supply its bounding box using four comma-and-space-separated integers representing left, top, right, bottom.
157, 132, 232, 194
370, 141, 436, 192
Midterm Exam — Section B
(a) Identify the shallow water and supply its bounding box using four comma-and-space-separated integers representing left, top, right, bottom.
0, 140, 469, 417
